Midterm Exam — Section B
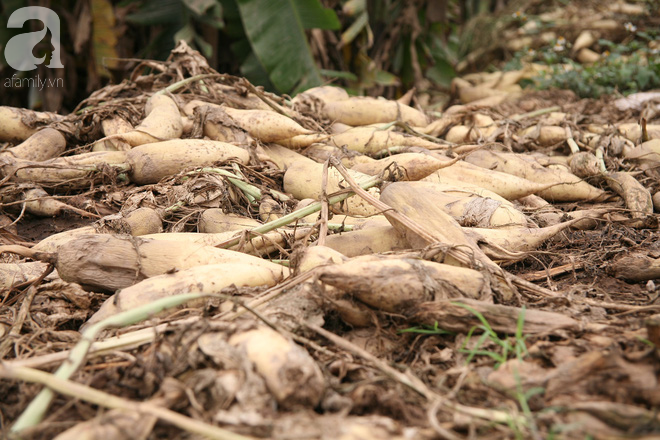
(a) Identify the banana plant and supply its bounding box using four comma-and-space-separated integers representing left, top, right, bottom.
125, 0, 224, 60
228, 0, 340, 94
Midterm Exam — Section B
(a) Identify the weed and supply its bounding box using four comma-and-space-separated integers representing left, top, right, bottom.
505, 32, 660, 98
400, 306, 543, 436
398, 304, 528, 367
398, 321, 453, 336
456, 302, 528, 369
636, 336, 656, 347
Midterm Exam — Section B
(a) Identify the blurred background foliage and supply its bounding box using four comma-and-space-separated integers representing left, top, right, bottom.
0, 0, 511, 112
1, 0, 657, 113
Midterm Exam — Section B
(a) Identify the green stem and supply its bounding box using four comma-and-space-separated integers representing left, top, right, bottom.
157, 74, 219, 95
197, 167, 263, 200
11, 292, 208, 432
4, 365, 252, 440
163, 200, 185, 214
296, 222, 355, 231
217, 174, 382, 249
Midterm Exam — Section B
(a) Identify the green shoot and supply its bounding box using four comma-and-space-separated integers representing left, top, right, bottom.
398, 321, 453, 336
455, 303, 528, 369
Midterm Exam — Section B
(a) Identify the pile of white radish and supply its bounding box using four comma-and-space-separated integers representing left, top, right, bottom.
2, 41, 659, 439
2, 66, 658, 320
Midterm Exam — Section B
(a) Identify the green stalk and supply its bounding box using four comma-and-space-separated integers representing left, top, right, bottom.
4, 365, 252, 440
197, 167, 264, 201
11, 292, 209, 432
163, 167, 277, 214
217, 174, 382, 249
156, 74, 219, 95
296, 222, 355, 231
163, 200, 185, 214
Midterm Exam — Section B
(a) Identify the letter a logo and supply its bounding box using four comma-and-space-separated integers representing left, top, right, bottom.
5, 6, 63, 71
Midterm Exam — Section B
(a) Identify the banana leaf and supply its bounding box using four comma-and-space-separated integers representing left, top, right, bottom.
236, 0, 339, 95
125, 0, 184, 25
